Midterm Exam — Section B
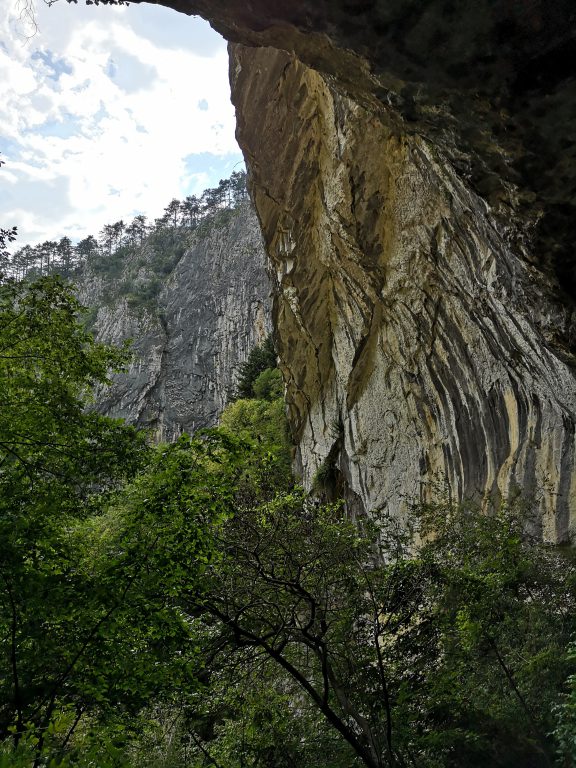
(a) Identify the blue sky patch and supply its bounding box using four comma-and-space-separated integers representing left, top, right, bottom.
37, 117, 81, 140
1, 138, 21, 161
183, 151, 245, 195
31, 50, 73, 81
106, 51, 157, 93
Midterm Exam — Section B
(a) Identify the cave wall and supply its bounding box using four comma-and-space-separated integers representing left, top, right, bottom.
139, 0, 576, 539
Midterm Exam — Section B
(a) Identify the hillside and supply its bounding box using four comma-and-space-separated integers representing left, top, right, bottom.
6, 175, 272, 439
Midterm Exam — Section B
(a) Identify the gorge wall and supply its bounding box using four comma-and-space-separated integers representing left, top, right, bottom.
140, 0, 576, 540
79, 203, 270, 440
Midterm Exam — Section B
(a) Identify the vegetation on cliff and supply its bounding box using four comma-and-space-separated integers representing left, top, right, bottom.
2, 167, 270, 442
233, 335, 278, 400
1, 170, 248, 284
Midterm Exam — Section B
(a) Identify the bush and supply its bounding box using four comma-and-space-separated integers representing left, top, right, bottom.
126, 279, 162, 312
252, 367, 283, 400
219, 397, 292, 493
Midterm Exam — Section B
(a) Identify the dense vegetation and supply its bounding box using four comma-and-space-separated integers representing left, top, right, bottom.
2, 275, 576, 768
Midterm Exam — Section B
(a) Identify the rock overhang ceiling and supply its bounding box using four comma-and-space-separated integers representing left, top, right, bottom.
134, 0, 576, 539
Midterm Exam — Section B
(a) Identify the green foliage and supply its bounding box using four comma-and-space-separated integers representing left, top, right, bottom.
555, 641, 576, 763
219, 396, 292, 494
168, 496, 576, 768
402, 500, 576, 768
252, 366, 283, 400
179, 653, 359, 768
125, 278, 162, 313
192, 206, 235, 237
2, 277, 575, 768
0, 276, 204, 765
81, 304, 99, 331
0, 275, 135, 473
235, 335, 277, 399
192, 491, 382, 767
90, 248, 127, 278
3, 170, 248, 283
146, 233, 185, 275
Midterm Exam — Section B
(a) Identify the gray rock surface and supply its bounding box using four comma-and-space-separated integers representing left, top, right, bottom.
230, 45, 576, 541
77, 203, 271, 441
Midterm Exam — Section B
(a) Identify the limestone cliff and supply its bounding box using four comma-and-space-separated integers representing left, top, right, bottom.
232, 46, 576, 541
78, 203, 270, 440
138, 0, 576, 539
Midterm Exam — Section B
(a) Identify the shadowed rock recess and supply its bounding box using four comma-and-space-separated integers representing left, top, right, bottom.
138, 0, 576, 540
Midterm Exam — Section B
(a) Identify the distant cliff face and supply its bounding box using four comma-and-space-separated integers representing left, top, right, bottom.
141, 1, 576, 539
78, 203, 270, 440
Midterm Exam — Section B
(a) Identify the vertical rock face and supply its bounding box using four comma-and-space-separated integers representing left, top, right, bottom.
79, 203, 270, 440
230, 45, 576, 540
138, 0, 576, 538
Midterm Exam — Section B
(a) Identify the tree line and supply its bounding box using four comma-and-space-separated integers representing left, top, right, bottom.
1, 170, 248, 281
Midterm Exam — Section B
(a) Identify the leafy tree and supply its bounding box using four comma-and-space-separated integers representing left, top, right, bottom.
99, 223, 116, 257
0, 229, 17, 277
0, 276, 214, 763
405, 499, 576, 768
0, 275, 133, 470
112, 220, 125, 249
216, 178, 231, 207
56, 236, 74, 277
252, 366, 283, 400
188, 494, 408, 768
219, 396, 292, 494
177, 648, 357, 768
154, 213, 170, 231
166, 493, 576, 768
37, 240, 57, 275
133, 214, 149, 244
123, 221, 140, 247
235, 335, 277, 399
200, 187, 222, 217
76, 235, 98, 263
555, 642, 576, 764
7, 247, 33, 281
180, 196, 201, 229
229, 169, 248, 204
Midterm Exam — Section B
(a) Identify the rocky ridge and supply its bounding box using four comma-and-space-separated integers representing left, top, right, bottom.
78, 202, 271, 440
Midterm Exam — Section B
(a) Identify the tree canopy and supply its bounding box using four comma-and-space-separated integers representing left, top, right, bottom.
0, 277, 215, 764
1, 277, 576, 768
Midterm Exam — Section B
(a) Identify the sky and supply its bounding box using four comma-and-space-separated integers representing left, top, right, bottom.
0, 0, 244, 248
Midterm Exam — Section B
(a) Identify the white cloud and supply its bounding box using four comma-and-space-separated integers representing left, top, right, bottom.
0, 0, 243, 247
